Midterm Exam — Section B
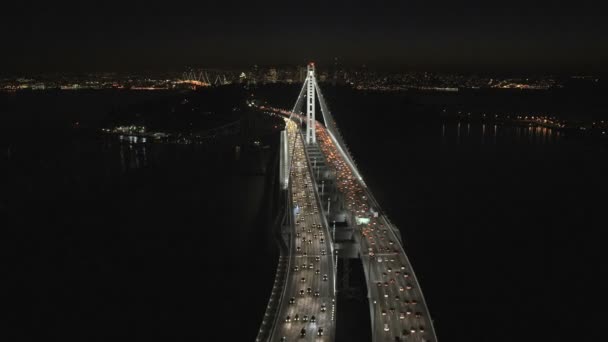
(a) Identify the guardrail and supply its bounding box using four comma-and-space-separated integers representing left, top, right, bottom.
259, 117, 306, 341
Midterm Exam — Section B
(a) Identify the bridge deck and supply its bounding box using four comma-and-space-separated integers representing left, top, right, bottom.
269, 118, 337, 341
314, 120, 438, 342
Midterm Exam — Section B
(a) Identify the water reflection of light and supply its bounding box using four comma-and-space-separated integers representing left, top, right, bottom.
142, 144, 148, 166
119, 143, 126, 173
450, 121, 562, 146
135, 147, 140, 169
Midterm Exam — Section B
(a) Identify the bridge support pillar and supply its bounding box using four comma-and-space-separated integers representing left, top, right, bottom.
305, 63, 316, 144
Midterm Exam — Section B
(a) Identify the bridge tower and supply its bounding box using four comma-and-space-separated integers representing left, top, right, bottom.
305, 63, 317, 144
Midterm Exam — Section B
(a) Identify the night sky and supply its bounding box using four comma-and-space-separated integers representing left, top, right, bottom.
2, 0, 606, 73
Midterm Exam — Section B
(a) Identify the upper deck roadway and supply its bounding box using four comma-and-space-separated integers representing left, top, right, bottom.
314, 120, 437, 342
261, 107, 437, 342
269, 118, 337, 341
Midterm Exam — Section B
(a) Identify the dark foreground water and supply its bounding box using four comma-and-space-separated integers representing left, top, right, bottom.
326, 92, 608, 342
2, 90, 280, 341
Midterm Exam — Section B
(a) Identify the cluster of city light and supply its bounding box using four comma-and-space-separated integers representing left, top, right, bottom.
111, 125, 146, 134
447, 110, 570, 128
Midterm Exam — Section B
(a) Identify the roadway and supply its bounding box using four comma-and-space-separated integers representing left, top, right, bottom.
270, 117, 337, 341
314, 121, 437, 342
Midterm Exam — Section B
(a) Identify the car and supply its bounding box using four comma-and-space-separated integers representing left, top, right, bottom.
377, 282, 382, 287
315, 256, 320, 262
395, 295, 400, 301
399, 312, 405, 320
294, 265, 299, 272
285, 315, 291, 322
294, 314, 299, 321
384, 323, 390, 332
300, 328, 306, 337
296, 246, 301, 252
406, 309, 412, 315
419, 326, 425, 333
307, 287, 312, 294
320, 238, 324, 243
323, 274, 328, 281
389, 307, 395, 314
317, 327, 324, 336
406, 284, 412, 290
280, 337, 286, 341
310, 315, 316, 323
314, 290, 320, 297
302, 315, 308, 322
403, 272, 410, 278
411, 300, 418, 305
299, 289, 305, 296
415, 312, 422, 318
321, 303, 327, 312
301, 277, 306, 283
381, 309, 387, 316
303, 252, 307, 256
309, 263, 314, 269
315, 269, 320, 275
289, 297, 295, 304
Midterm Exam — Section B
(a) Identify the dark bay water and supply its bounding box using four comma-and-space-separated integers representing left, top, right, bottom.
3, 91, 280, 341
327, 92, 608, 342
